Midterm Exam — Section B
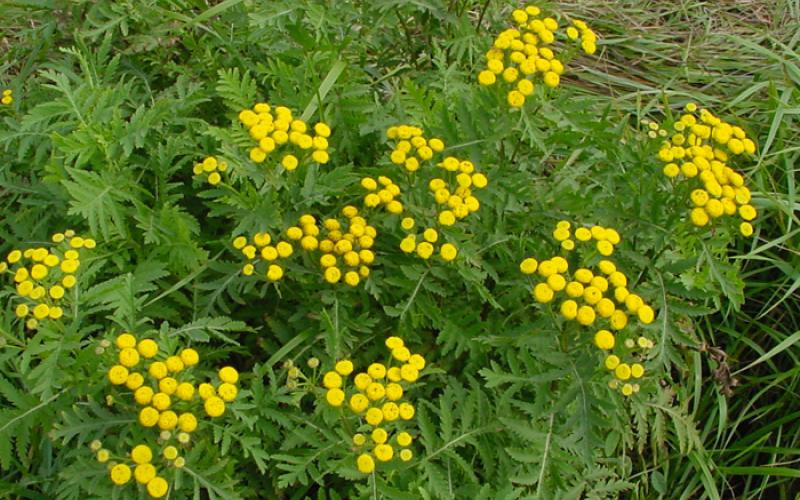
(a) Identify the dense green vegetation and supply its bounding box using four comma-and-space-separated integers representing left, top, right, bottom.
1, 1, 797, 498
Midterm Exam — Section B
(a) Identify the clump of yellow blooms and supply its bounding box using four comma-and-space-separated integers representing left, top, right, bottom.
382, 125, 489, 263
322, 336, 426, 474
386, 125, 445, 172
1, 89, 12, 105
238, 102, 331, 170
649, 103, 758, 237
101, 333, 239, 497
477, 5, 598, 108
1, 229, 94, 330
521, 221, 656, 396
361, 175, 404, 214
192, 155, 228, 186
232, 230, 296, 282
314, 207, 377, 286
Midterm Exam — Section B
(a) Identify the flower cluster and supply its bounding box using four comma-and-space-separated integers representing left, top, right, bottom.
1, 89, 12, 105
1, 230, 94, 330
322, 337, 426, 474
238, 102, 331, 170
102, 333, 239, 497
650, 103, 758, 236
191, 155, 228, 186
314, 208, 376, 286
521, 221, 655, 396
361, 175, 403, 214
231, 209, 377, 287
381, 125, 489, 263
477, 5, 598, 108
548, 220, 619, 255
386, 125, 445, 172
232, 231, 295, 282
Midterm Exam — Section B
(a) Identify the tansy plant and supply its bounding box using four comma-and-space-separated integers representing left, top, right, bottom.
1, 229, 94, 330
1, 89, 12, 105
648, 103, 758, 236
380, 125, 489, 262
322, 336, 425, 474
521, 221, 656, 396
239, 102, 331, 170
192, 155, 229, 186
477, 4, 598, 108
99, 332, 240, 498
230, 208, 377, 287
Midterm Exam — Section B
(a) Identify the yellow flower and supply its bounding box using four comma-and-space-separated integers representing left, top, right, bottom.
204, 396, 226, 417
365, 407, 383, 426
32, 304, 50, 320
344, 271, 360, 286
576, 306, 596, 326
400, 364, 419, 382
135, 386, 154, 405
323, 371, 342, 389
740, 222, 754, 237
335, 360, 354, 376
416, 242, 434, 259
146, 477, 169, 498
367, 363, 386, 379
349, 394, 369, 413
357, 453, 375, 473
324, 266, 341, 284
392, 346, 411, 362
560, 300, 578, 320
374, 444, 394, 462
180, 348, 199, 366
96, 449, 110, 462
178, 412, 198, 433
507, 90, 525, 108
520, 258, 538, 274
175, 382, 194, 401
615, 363, 632, 381
165, 356, 184, 373
366, 382, 386, 401
533, 283, 554, 303
382, 402, 400, 421
137, 339, 159, 358
543, 72, 560, 88
108, 365, 129, 385
371, 428, 388, 444
163, 446, 178, 460
15, 304, 28, 318
148, 362, 168, 380
326, 388, 345, 406
119, 348, 140, 368
397, 432, 412, 447
398, 402, 415, 420
609, 310, 628, 330
399, 449, 413, 462
152, 393, 171, 411
594, 330, 615, 350
409, 354, 425, 370
440, 243, 458, 261
604, 355, 620, 370
354, 373, 372, 391
218, 383, 238, 401
219, 366, 239, 384
116, 333, 136, 349
267, 264, 284, 281
131, 444, 152, 464
110, 464, 132, 485
637, 305, 655, 324
125, 372, 144, 390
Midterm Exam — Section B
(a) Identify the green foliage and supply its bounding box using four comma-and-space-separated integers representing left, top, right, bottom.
1, 0, 798, 499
